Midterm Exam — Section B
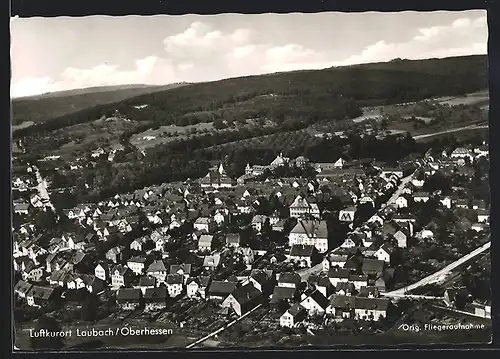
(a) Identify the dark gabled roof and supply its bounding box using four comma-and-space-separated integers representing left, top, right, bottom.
278, 272, 301, 285
307, 290, 329, 310
335, 282, 356, 293
208, 280, 237, 296
270, 286, 297, 303
14, 280, 32, 294
166, 274, 184, 284
329, 294, 356, 308
116, 288, 142, 301
128, 256, 147, 264
139, 276, 156, 287
358, 286, 380, 297
361, 258, 385, 274
230, 283, 261, 305
290, 244, 316, 257
354, 297, 390, 311
26, 286, 55, 300
144, 286, 168, 301
112, 265, 129, 276
170, 263, 192, 275
328, 268, 350, 279
226, 233, 241, 244
146, 260, 167, 273
349, 274, 368, 282
286, 303, 306, 317
250, 271, 270, 285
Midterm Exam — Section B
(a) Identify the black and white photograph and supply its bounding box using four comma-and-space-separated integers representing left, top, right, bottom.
11, 10, 491, 350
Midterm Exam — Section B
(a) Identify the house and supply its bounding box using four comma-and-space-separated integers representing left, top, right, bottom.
395, 195, 411, 209
326, 295, 356, 319
26, 286, 60, 307
68, 235, 88, 251
335, 282, 357, 296
237, 247, 255, 266
471, 223, 488, 232
367, 213, 385, 227
94, 263, 110, 282
166, 274, 184, 298
322, 253, 349, 271
393, 228, 410, 248
339, 207, 356, 222
116, 288, 143, 310
130, 237, 153, 252
186, 276, 211, 299
207, 281, 237, 300
277, 272, 301, 289
251, 215, 268, 233
106, 246, 123, 264
144, 287, 168, 311
440, 196, 453, 209
361, 258, 385, 277
374, 244, 395, 263
14, 280, 33, 298
14, 202, 30, 215
270, 286, 299, 310
170, 264, 192, 283
111, 265, 133, 288
127, 256, 149, 275
444, 287, 469, 307
146, 260, 168, 284
203, 254, 221, 270
280, 304, 307, 327
135, 276, 156, 295
248, 270, 275, 295
358, 286, 380, 298
349, 274, 369, 291
289, 195, 320, 219
226, 233, 241, 248
477, 209, 490, 223
194, 217, 216, 233
288, 245, 320, 268
222, 283, 262, 316
288, 220, 329, 253
198, 234, 214, 252
83, 274, 105, 294
327, 267, 350, 286
450, 147, 474, 162
354, 297, 391, 321
300, 290, 329, 316
413, 192, 430, 203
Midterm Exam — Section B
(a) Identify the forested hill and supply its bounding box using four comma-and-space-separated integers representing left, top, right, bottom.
11, 83, 189, 126
13, 55, 487, 137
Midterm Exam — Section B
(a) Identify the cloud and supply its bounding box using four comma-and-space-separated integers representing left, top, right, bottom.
11, 16, 487, 98
11, 56, 177, 98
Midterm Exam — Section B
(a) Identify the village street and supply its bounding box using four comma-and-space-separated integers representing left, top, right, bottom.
384, 239, 491, 296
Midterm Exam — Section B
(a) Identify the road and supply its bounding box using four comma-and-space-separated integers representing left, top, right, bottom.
385, 240, 490, 296
33, 166, 55, 210
382, 170, 418, 210
185, 303, 263, 348
298, 170, 418, 281
413, 125, 488, 140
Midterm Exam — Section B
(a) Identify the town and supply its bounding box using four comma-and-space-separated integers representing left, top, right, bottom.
13, 135, 491, 348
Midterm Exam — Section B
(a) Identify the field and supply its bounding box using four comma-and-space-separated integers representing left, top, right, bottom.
50, 116, 139, 157
433, 91, 489, 107
130, 119, 276, 150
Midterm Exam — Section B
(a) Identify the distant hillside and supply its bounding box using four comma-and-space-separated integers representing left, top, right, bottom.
11, 83, 189, 125
14, 55, 487, 137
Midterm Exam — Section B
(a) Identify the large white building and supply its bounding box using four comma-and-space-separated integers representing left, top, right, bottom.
289, 219, 329, 253
289, 195, 320, 219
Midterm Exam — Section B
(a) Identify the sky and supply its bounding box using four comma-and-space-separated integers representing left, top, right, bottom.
10, 10, 488, 98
